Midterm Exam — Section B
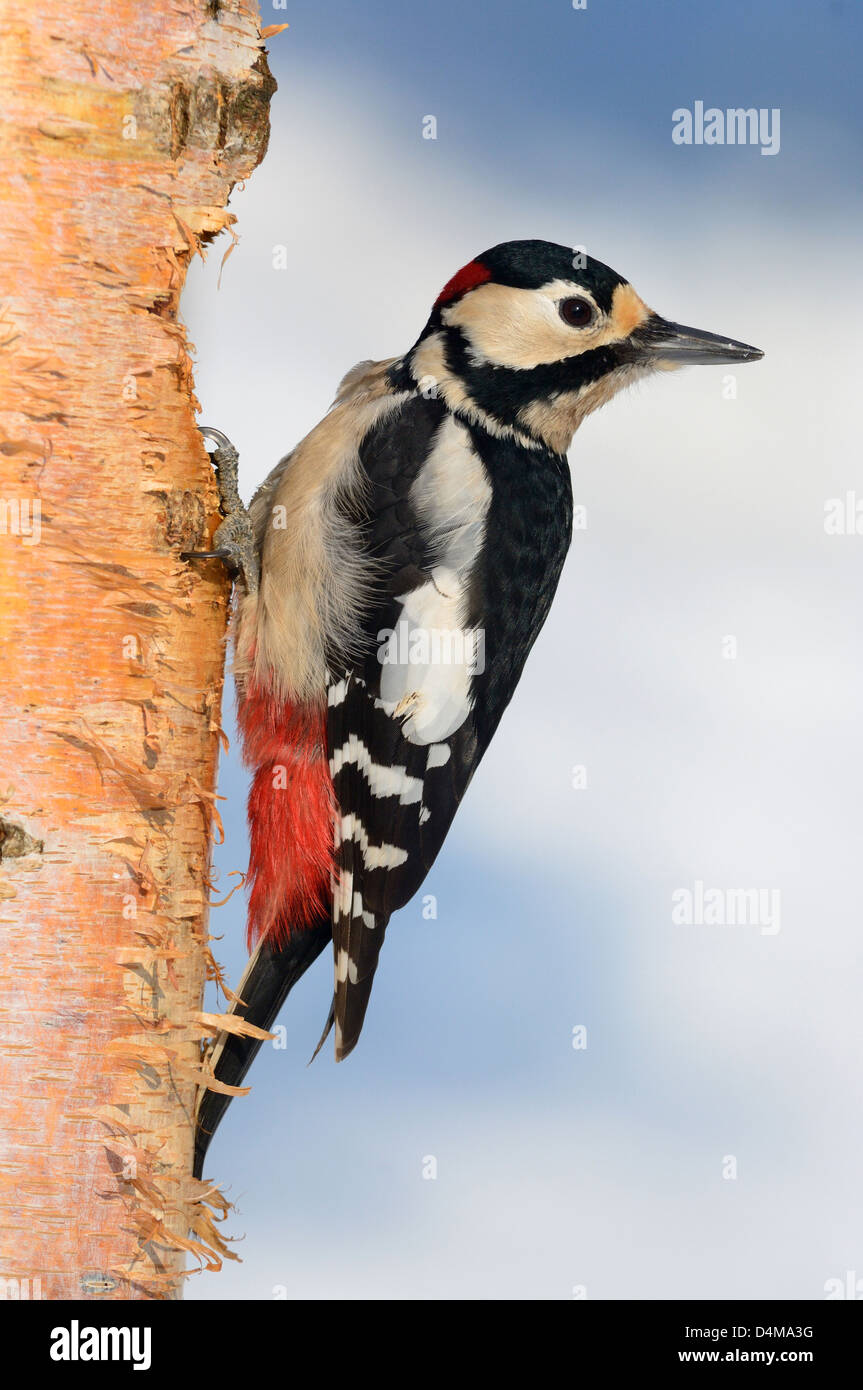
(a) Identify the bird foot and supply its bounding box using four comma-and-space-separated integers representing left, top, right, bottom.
181, 426, 260, 594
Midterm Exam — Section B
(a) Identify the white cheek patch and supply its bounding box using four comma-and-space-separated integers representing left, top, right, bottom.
443, 278, 604, 370
377, 417, 491, 747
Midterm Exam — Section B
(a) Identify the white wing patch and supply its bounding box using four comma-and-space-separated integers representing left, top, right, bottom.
378, 415, 491, 746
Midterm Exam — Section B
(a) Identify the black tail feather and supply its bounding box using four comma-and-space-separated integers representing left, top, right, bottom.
309, 996, 335, 1065
194, 920, 331, 1179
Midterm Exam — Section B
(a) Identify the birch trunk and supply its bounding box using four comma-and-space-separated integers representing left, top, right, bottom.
0, 0, 275, 1300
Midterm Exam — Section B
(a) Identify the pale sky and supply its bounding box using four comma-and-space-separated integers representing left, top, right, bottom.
184, 0, 862, 1300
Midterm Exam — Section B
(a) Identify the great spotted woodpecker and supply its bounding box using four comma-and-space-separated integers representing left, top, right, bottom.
188, 239, 763, 1175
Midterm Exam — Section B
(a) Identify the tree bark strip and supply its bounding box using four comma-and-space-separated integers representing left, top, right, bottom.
0, 0, 274, 1299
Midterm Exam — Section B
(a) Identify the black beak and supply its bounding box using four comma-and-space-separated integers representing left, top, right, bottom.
633, 314, 764, 365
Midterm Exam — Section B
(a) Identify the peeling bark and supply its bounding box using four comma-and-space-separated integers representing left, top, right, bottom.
0, 0, 275, 1299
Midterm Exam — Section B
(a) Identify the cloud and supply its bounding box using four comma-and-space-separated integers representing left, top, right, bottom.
183, 61, 862, 1300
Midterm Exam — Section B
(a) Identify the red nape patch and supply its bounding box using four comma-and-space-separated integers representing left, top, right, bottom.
434, 258, 492, 307
238, 683, 335, 948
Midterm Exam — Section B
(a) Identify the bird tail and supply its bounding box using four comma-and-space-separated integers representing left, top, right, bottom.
194, 919, 331, 1179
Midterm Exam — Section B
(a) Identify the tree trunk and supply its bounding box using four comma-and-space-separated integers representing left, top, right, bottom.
0, 0, 274, 1300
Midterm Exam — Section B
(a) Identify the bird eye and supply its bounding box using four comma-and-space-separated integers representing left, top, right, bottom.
559, 296, 595, 328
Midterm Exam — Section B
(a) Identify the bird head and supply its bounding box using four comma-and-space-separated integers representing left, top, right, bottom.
407, 239, 763, 454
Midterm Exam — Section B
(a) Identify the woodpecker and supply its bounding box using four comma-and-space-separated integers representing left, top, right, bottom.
187, 239, 763, 1176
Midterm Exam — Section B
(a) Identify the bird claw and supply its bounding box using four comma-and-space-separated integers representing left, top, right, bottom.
181, 425, 259, 594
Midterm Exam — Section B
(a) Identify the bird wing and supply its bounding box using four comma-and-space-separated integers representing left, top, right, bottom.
326, 390, 572, 1058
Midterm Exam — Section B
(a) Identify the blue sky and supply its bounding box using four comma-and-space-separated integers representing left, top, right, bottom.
184, 0, 862, 1299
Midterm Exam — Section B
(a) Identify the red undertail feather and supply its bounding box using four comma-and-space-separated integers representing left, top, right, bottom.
238, 682, 335, 948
